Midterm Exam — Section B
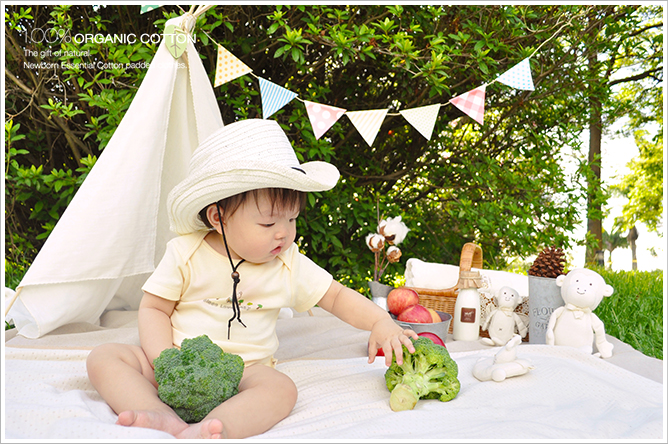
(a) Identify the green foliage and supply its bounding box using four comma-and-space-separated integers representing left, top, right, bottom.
4, 5, 661, 296
593, 5, 663, 238
593, 267, 663, 359
153, 335, 245, 423
612, 128, 664, 232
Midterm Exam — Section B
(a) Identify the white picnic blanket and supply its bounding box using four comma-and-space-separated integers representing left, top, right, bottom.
3, 309, 665, 440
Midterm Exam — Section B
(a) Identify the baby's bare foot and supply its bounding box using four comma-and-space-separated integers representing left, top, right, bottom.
117, 410, 188, 437
117, 410, 225, 439
174, 419, 226, 439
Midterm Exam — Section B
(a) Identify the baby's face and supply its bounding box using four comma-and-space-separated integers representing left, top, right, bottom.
223, 192, 299, 264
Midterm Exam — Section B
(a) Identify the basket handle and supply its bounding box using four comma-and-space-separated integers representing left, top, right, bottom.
458, 243, 483, 272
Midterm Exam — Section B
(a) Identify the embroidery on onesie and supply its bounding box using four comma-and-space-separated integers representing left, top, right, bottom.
204, 293, 264, 311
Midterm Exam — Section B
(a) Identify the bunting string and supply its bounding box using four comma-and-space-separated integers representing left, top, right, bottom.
152, 4, 584, 146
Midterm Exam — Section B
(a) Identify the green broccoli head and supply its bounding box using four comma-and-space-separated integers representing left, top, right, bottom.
384, 337, 460, 411
153, 335, 244, 423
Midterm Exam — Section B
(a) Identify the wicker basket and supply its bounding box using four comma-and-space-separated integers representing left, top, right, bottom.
406, 243, 485, 336
407, 243, 529, 341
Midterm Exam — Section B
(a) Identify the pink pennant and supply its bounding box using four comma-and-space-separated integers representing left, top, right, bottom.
449, 85, 486, 125
304, 101, 347, 139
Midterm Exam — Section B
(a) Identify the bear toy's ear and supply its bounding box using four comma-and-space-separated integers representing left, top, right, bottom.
556, 274, 567, 287
603, 284, 614, 297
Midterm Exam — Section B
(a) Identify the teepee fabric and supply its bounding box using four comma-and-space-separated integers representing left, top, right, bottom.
10, 15, 224, 338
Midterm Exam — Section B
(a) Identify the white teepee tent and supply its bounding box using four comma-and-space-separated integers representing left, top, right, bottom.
7, 12, 223, 338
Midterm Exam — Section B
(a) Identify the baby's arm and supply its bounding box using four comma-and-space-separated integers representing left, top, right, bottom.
317, 280, 417, 366
138, 292, 177, 365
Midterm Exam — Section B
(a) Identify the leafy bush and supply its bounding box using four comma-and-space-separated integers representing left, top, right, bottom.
7, 5, 658, 296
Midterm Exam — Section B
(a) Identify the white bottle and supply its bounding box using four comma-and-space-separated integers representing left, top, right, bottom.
452, 271, 482, 341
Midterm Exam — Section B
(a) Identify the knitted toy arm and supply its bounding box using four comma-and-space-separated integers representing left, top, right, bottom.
545, 306, 565, 345
590, 313, 614, 358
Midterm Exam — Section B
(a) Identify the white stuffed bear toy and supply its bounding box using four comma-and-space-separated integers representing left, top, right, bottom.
481, 286, 528, 346
546, 268, 614, 358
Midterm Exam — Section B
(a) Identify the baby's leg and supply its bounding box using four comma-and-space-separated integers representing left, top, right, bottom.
87, 343, 223, 438
204, 363, 298, 439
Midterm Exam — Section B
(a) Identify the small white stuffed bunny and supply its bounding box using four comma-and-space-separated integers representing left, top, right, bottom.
473, 334, 535, 382
481, 286, 528, 346
546, 268, 614, 358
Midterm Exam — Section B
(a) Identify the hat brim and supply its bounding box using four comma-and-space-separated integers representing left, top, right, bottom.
168, 160, 339, 235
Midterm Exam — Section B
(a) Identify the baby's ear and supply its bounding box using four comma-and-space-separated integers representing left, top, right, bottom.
206, 204, 223, 231
603, 284, 614, 297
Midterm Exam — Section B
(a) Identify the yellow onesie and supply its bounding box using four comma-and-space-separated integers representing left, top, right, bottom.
142, 231, 332, 366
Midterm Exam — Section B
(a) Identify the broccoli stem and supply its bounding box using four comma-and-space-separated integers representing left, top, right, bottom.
389, 383, 419, 411
390, 368, 449, 411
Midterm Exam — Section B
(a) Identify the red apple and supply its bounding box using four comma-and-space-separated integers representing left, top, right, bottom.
397, 304, 433, 323
418, 332, 446, 347
387, 288, 419, 316
426, 308, 441, 323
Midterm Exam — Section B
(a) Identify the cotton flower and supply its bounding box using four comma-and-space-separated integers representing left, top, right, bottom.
366, 233, 385, 252
386, 246, 402, 263
366, 212, 410, 282
378, 216, 410, 245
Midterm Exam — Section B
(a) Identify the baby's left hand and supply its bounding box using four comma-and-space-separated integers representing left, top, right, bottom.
368, 318, 418, 366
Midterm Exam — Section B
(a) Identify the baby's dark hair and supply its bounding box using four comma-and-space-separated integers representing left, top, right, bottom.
199, 188, 307, 229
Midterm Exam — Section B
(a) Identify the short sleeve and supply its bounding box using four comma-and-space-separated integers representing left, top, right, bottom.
141, 238, 190, 301
285, 247, 333, 312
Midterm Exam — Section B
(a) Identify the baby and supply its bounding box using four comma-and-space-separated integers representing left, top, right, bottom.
86, 119, 417, 439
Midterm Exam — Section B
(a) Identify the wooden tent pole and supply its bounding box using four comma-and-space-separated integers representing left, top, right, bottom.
4, 286, 23, 318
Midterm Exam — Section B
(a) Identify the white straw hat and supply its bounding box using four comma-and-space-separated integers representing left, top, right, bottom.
167, 119, 340, 235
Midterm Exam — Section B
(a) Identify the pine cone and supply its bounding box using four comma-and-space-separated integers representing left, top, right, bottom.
528, 246, 566, 278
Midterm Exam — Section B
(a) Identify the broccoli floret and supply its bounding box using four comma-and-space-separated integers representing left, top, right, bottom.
384, 337, 460, 411
153, 335, 244, 423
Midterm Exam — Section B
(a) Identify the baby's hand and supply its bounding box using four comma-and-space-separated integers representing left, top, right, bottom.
368, 318, 418, 366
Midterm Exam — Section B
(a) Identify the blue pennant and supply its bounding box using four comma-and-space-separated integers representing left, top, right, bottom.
259, 77, 298, 119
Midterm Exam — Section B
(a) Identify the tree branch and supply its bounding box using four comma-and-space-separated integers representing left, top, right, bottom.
608, 66, 663, 87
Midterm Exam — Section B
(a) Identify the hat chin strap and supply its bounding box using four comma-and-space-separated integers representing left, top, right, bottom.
215, 202, 246, 339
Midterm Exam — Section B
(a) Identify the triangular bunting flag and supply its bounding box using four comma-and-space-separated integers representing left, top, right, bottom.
214, 45, 253, 87
496, 58, 534, 91
449, 85, 486, 125
140, 5, 161, 14
258, 77, 298, 119
304, 101, 347, 139
399, 103, 441, 140
346, 109, 389, 146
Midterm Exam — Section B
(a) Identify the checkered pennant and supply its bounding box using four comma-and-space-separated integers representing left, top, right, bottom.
449, 85, 486, 125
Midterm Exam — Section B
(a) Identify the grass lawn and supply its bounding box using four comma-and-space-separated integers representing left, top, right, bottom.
593, 268, 664, 360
